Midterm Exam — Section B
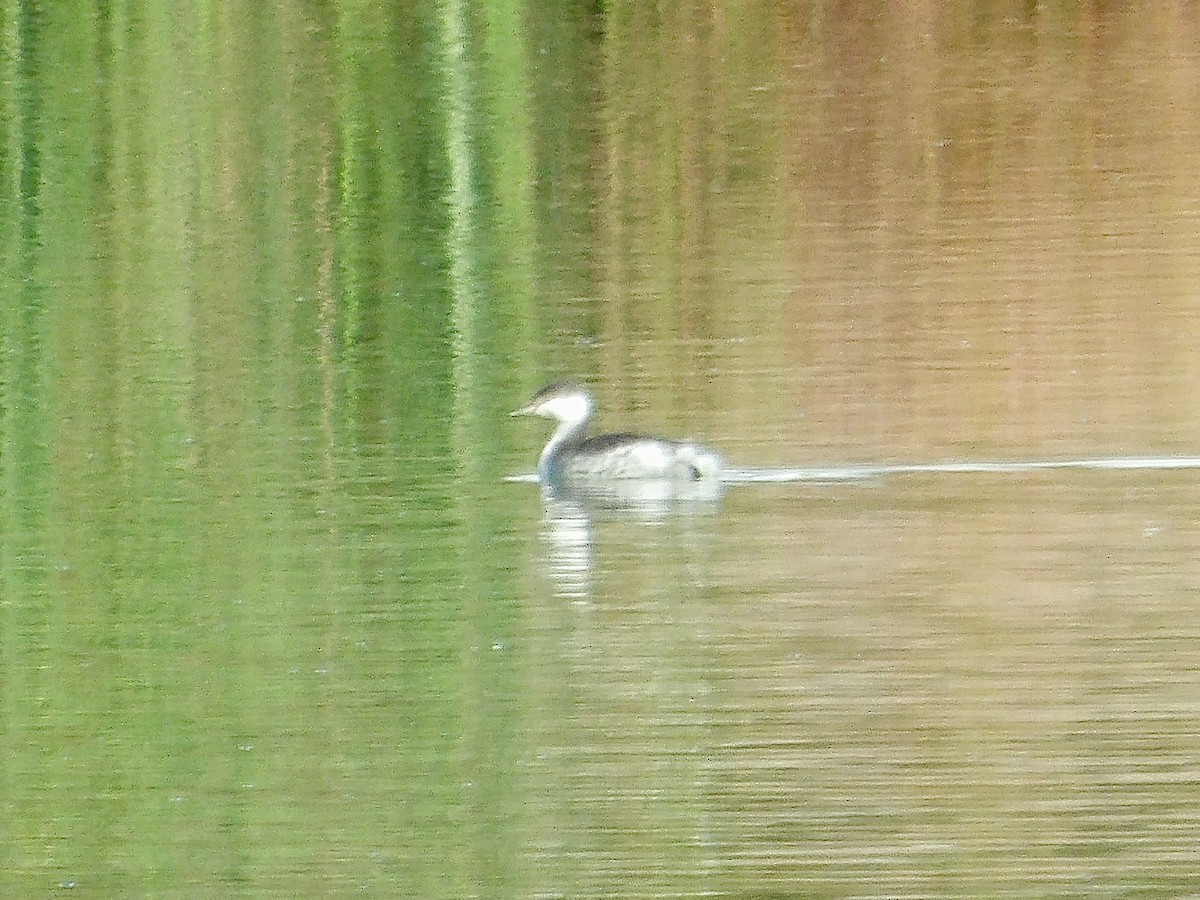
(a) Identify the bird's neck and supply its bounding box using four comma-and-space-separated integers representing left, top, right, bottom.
538, 413, 591, 481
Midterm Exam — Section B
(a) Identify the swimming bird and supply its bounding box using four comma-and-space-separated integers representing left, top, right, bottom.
513, 380, 723, 486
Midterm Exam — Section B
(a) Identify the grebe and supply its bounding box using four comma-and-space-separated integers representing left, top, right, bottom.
513, 380, 723, 485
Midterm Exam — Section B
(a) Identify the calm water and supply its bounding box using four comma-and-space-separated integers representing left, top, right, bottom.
3, 1, 1200, 896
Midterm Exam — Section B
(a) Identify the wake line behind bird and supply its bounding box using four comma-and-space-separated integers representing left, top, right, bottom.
719, 456, 1200, 483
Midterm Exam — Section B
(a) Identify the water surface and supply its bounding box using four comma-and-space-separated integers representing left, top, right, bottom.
3, 1, 1200, 896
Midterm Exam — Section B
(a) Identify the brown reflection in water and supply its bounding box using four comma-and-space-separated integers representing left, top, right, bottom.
582, 3, 1200, 470
774, 3, 1200, 462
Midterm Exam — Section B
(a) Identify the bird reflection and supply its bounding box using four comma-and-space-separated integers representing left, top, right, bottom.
533, 477, 724, 599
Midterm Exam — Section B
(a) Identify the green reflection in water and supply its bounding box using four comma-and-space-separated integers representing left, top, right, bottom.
0, 0, 543, 894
